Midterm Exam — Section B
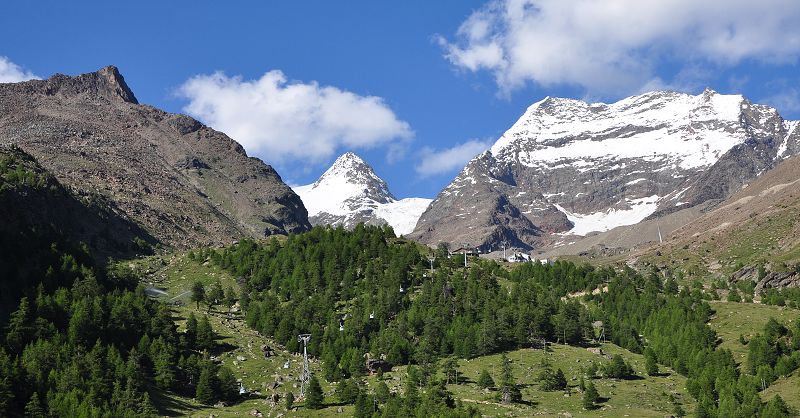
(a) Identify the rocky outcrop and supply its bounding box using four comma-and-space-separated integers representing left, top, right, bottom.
0, 66, 310, 249
730, 265, 800, 293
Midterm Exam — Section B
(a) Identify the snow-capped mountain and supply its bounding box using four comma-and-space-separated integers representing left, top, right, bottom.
410, 89, 800, 251
294, 152, 431, 235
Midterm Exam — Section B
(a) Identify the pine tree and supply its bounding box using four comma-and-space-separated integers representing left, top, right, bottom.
477, 369, 495, 389
5, 297, 32, 353
223, 286, 236, 310
207, 280, 224, 312
196, 315, 215, 351
583, 380, 599, 410
285, 391, 294, 409
24, 392, 46, 418
499, 354, 521, 404
375, 381, 391, 404
196, 364, 216, 404
442, 356, 459, 384
191, 281, 206, 310
217, 366, 239, 402
644, 348, 658, 376
305, 376, 324, 409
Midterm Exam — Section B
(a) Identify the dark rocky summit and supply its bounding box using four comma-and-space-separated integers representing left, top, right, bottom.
0, 66, 310, 250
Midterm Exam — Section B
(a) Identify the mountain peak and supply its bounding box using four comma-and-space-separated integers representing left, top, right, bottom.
5, 65, 140, 104
315, 152, 388, 191
294, 153, 432, 235
329, 151, 369, 171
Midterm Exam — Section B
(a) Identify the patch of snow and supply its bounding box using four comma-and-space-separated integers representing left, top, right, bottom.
375, 198, 432, 235
553, 195, 660, 236
778, 120, 798, 158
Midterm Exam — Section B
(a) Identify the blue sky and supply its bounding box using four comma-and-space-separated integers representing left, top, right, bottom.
2, 1, 800, 199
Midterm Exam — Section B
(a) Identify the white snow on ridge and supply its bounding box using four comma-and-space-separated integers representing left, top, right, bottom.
491, 89, 747, 170
553, 195, 660, 236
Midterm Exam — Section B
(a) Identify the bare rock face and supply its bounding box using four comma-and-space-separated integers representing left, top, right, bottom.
411, 89, 799, 251
0, 66, 310, 249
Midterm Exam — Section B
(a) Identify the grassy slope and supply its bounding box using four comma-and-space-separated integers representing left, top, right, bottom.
708, 301, 800, 411
445, 344, 692, 417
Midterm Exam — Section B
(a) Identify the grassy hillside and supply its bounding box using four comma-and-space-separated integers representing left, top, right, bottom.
636, 156, 800, 280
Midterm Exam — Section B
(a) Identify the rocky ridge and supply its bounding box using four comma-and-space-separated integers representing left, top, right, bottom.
0, 66, 310, 249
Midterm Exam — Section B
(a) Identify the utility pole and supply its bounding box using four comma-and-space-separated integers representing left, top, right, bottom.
502, 240, 508, 261
657, 225, 663, 244
461, 242, 469, 268
298, 334, 311, 397
427, 255, 436, 275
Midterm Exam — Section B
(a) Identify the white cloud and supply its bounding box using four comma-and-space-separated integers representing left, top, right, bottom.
762, 88, 800, 115
440, 0, 800, 95
178, 70, 413, 164
416, 139, 492, 177
0, 57, 38, 83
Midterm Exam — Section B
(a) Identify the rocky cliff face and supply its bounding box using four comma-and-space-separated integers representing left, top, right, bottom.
294, 152, 431, 235
0, 66, 310, 249
410, 89, 799, 251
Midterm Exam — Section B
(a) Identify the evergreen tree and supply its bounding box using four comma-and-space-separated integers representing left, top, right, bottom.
538, 365, 567, 391
605, 354, 635, 379
217, 366, 239, 402
185, 312, 198, 346
761, 395, 792, 418
583, 380, 599, 410
196, 315, 215, 351
477, 369, 494, 389
285, 391, 294, 409
239, 288, 250, 313
375, 381, 391, 404
442, 356, 459, 384
24, 392, 46, 418
644, 347, 659, 376
191, 281, 206, 310
305, 376, 324, 409
336, 379, 359, 404
207, 280, 224, 312
196, 364, 216, 404
499, 354, 521, 404
223, 286, 236, 310
5, 297, 32, 353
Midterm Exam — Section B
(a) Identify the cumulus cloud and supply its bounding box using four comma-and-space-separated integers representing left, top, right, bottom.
439, 0, 800, 95
178, 70, 413, 164
0, 56, 39, 83
416, 139, 492, 177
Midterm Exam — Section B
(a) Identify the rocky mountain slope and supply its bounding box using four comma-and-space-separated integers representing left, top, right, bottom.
410, 89, 800, 251
294, 152, 431, 235
0, 66, 310, 249
636, 154, 800, 285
